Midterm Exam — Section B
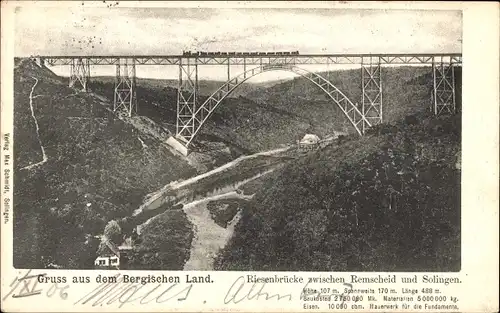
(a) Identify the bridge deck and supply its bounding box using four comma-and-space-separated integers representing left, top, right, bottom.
35, 53, 462, 66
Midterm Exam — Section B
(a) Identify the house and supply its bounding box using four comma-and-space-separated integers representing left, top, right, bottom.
94, 236, 134, 269
94, 240, 120, 269
297, 134, 320, 151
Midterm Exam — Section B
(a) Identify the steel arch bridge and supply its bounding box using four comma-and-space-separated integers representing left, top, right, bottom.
176, 64, 370, 147
34, 52, 462, 155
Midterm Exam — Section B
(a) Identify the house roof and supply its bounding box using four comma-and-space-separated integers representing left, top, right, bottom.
300, 134, 320, 144
97, 239, 120, 258
105, 240, 120, 257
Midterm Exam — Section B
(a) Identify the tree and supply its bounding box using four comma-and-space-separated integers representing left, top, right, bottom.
103, 220, 122, 244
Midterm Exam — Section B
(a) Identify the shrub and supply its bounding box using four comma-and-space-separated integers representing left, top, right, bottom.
207, 199, 241, 228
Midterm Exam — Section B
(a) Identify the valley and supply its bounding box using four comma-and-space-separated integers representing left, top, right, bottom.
12, 58, 461, 271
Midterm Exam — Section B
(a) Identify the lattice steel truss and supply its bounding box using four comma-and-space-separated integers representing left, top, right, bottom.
432, 57, 456, 115
361, 56, 382, 133
42, 53, 462, 66
113, 59, 137, 117
44, 52, 462, 154
69, 58, 90, 91
176, 64, 369, 147
176, 59, 198, 143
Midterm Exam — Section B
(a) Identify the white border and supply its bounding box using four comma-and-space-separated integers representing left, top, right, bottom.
1, 2, 498, 312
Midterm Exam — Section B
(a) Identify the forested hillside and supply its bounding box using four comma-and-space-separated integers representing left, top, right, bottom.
91, 76, 283, 98
89, 80, 310, 154
247, 66, 462, 136
13, 60, 196, 268
13, 59, 461, 270
90, 66, 449, 154
215, 111, 461, 271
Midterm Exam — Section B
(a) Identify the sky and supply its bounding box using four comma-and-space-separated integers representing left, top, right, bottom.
14, 6, 462, 81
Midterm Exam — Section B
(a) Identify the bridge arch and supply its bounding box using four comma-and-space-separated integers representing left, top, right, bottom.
176, 64, 371, 147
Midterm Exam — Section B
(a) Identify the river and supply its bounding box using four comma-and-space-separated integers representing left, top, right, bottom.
133, 145, 294, 270
182, 191, 253, 270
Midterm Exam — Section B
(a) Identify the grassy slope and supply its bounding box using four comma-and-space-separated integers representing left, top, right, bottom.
13, 60, 196, 269
215, 112, 461, 271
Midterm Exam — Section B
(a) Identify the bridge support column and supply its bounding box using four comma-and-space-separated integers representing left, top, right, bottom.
227, 60, 231, 91
361, 56, 382, 133
243, 59, 247, 79
69, 58, 90, 91
432, 57, 456, 115
176, 58, 198, 145
113, 58, 137, 117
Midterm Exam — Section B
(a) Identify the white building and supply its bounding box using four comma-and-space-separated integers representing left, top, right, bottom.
94, 254, 120, 268
297, 134, 320, 151
94, 236, 134, 269
300, 134, 320, 145
94, 240, 121, 269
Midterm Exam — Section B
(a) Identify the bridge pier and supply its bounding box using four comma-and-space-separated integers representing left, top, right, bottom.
69, 58, 90, 91
227, 60, 231, 91
113, 58, 137, 117
361, 56, 383, 133
166, 136, 189, 156
176, 58, 198, 144
432, 57, 456, 115
243, 59, 247, 79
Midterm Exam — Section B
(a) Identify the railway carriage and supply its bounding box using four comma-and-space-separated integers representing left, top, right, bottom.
182, 50, 300, 56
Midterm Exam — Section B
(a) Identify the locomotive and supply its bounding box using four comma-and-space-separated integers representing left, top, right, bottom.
182, 51, 300, 56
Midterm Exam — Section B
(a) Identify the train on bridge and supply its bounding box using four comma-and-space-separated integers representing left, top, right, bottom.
182, 51, 300, 56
